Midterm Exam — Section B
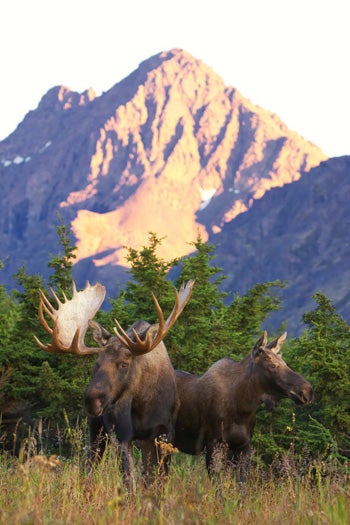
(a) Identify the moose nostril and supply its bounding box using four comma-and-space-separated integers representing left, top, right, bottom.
303, 384, 314, 403
84, 385, 107, 413
84, 396, 104, 416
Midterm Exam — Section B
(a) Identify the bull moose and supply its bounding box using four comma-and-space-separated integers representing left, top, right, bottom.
35, 280, 194, 491
174, 331, 313, 481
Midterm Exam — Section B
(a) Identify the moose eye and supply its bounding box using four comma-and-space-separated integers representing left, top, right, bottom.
270, 364, 277, 370
118, 362, 129, 371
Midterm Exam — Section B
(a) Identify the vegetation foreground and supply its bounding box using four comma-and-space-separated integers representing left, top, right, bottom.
0, 442, 349, 525
2, 228, 350, 523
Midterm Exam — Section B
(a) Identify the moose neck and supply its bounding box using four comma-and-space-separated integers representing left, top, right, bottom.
234, 356, 271, 414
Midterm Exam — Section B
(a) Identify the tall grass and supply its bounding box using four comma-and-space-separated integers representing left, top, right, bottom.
0, 423, 349, 524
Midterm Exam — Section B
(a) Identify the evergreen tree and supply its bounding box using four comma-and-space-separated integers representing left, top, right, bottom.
224, 280, 285, 360
169, 234, 227, 372
122, 232, 181, 324
290, 292, 350, 456
253, 292, 350, 462
48, 213, 77, 295
37, 218, 92, 420
98, 288, 129, 334
0, 261, 19, 348
1, 221, 91, 428
169, 235, 285, 372
0, 265, 47, 422
112, 233, 228, 373
12, 265, 45, 339
0, 262, 20, 411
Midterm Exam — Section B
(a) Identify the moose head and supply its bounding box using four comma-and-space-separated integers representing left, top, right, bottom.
250, 331, 314, 406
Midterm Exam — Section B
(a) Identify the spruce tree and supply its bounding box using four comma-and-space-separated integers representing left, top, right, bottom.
0, 261, 19, 348
224, 280, 285, 360
254, 293, 350, 461
37, 218, 92, 420
169, 234, 227, 372
2, 220, 91, 428
291, 292, 350, 456
48, 213, 77, 295
122, 232, 181, 324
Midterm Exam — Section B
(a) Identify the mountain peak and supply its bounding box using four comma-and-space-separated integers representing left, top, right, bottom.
138, 48, 219, 77
0, 49, 329, 332
59, 48, 326, 267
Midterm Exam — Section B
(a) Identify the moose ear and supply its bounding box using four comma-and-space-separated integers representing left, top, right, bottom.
267, 331, 287, 354
251, 331, 268, 360
144, 324, 161, 343
88, 320, 113, 347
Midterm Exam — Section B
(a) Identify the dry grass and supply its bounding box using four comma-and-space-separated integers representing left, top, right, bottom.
0, 441, 349, 524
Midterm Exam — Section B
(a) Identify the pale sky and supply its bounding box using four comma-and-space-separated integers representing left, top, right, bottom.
1, 0, 348, 157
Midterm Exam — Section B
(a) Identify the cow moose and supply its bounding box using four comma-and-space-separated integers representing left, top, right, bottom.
174, 331, 313, 481
35, 280, 194, 491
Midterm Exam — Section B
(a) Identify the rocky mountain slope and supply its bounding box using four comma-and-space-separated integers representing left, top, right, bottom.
210, 155, 350, 333
1, 48, 346, 333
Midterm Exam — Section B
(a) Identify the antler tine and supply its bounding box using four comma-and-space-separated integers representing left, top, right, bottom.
38, 291, 56, 333
34, 323, 67, 354
113, 320, 135, 348
49, 286, 62, 306
148, 289, 178, 348
39, 290, 56, 319
33, 334, 51, 351
113, 320, 154, 350
113, 280, 194, 356
150, 279, 195, 346
113, 294, 164, 355
112, 289, 167, 353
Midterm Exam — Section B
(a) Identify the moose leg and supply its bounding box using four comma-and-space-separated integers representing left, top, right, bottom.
139, 438, 172, 486
87, 416, 108, 464
228, 446, 251, 483
206, 441, 228, 477
139, 440, 158, 485
120, 441, 136, 494
237, 447, 251, 483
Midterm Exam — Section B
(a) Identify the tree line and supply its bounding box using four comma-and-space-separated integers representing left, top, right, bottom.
0, 222, 349, 464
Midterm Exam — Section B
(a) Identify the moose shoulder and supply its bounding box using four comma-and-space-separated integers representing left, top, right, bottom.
35, 280, 194, 491
174, 331, 313, 481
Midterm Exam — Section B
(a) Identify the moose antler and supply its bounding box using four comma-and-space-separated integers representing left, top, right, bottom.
113, 280, 195, 356
34, 281, 106, 355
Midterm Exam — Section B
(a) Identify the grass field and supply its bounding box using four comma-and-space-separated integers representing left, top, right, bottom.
0, 439, 349, 525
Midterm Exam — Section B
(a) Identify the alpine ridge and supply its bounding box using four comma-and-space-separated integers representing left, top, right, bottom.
1, 48, 348, 333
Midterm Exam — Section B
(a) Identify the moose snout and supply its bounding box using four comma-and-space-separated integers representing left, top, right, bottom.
301, 382, 314, 404
291, 382, 314, 405
84, 385, 107, 417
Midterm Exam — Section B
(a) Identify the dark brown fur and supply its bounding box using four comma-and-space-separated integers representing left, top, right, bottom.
174, 332, 313, 481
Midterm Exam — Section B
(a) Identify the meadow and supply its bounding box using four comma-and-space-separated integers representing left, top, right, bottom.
1, 435, 349, 525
